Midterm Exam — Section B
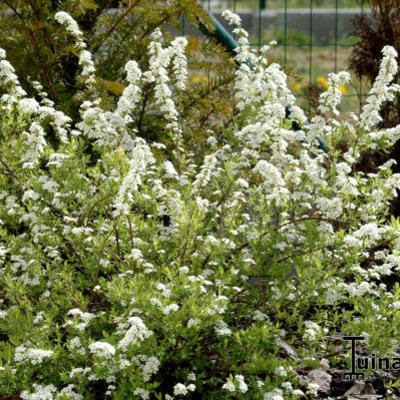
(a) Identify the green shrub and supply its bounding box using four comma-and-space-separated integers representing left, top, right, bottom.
1, 8, 400, 400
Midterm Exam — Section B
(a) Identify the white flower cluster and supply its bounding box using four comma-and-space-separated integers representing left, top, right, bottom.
113, 138, 156, 216
0, 49, 26, 106
170, 37, 188, 91
20, 122, 47, 169
14, 346, 54, 365
318, 71, 351, 117
116, 60, 142, 119
162, 303, 179, 315
144, 29, 188, 134
192, 154, 218, 193
55, 11, 95, 85
214, 319, 232, 337
134, 388, 150, 400
302, 321, 322, 342
360, 45, 399, 130
55, 12, 82, 39
64, 308, 96, 331
222, 374, 248, 394
138, 356, 160, 382
221, 10, 242, 27
20, 383, 82, 400
118, 316, 153, 351
173, 382, 196, 396
88, 341, 116, 358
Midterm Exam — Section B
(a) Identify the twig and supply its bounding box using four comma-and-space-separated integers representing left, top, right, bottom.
0, 152, 18, 181
92, 0, 141, 54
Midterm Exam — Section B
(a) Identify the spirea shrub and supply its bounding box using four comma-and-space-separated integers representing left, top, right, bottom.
2, 9, 400, 400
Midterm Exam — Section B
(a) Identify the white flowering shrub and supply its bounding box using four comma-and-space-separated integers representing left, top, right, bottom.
2, 9, 400, 399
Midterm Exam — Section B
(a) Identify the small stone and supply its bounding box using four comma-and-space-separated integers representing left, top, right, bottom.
307, 369, 332, 394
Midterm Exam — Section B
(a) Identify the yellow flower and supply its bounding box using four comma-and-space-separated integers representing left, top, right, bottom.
293, 83, 301, 91
316, 76, 329, 89
192, 76, 201, 84
338, 85, 347, 95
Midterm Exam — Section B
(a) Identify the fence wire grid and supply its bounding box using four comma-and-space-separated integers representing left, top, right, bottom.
185, 0, 369, 112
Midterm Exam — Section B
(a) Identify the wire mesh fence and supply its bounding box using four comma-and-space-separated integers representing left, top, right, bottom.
192, 0, 369, 113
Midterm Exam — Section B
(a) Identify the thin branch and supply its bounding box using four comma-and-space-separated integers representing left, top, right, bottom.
277, 215, 349, 230
0, 152, 18, 181
137, 89, 151, 136
92, 0, 141, 54
139, 15, 170, 40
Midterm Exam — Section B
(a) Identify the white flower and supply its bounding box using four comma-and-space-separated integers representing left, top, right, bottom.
173, 383, 188, 396
222, 379, 236, 392
307, 382, 320, 396
55, 11, 83, 39
0, 50, 26, 98
235, 375, 248, 393
118, 317, 153, 351
69, 367, 91, 378
144, 29, 182, 134
163, 160, 178, 179
393, 301, 400, 309
192, 154, 218, 192
303, 321, 322, 342
113, 139, 155, 216
187, 318, 200, 328
47, 152, 70, 168
66, 308, 95, 331
222, 375, 247, 393
187, 372, 196, 381
222, 10, 242, 26
253, 310, 269, 321
134, 388, 150, 400
116, 60, 142, 117
19, 98, 39, 114
141, 356, 160, 382
33, 312, 44, 325
129, 248, 143, 261
179, 266, 189, 274
274, 366, 287, 377
214, 319, 232, 337
162, 303, 179, 315
21, 122, 46, 169
360, 45, 398, 130
264, 393, 284, 400
78, 50, 95, 79
20, 384, 57, 400
254, 160, 284, 186
88, 341, 115, 358
14, 346, 54, 365
68, 337, 82, 350
318, 71, 350, 117
57, 384, 83, 400
171, 37, 188, 90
